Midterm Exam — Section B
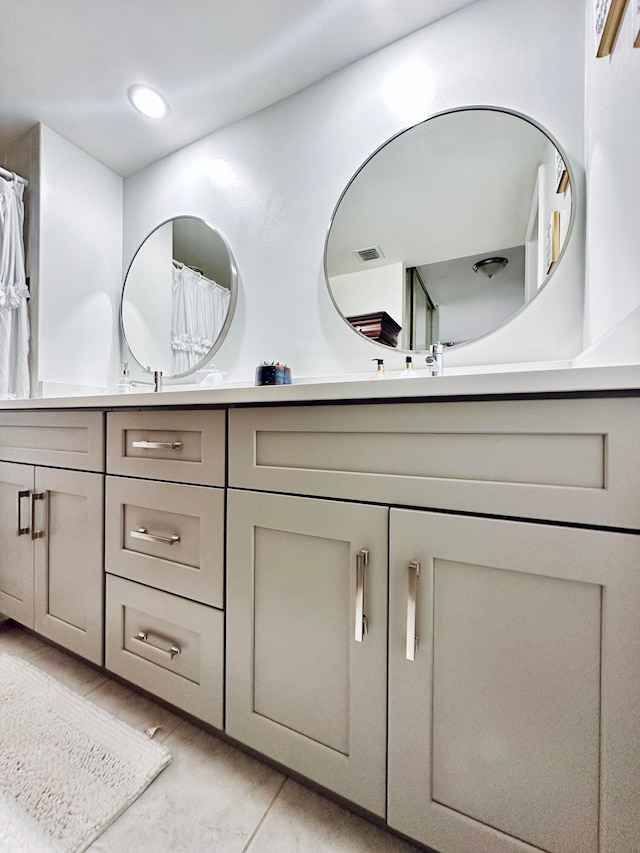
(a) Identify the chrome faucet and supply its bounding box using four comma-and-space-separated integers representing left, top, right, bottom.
131, 370, 163, 392
425, 342, 444, 376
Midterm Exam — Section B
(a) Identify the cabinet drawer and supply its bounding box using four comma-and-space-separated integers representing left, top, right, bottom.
229, 397, 640, 529
0, 411, 104, 471
105, 476, 224, 607
105, 575, 223, 728
107, 410, 225, 485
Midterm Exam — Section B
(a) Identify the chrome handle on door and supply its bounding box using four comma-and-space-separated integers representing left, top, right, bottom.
406, 560, 420, 661
131, 527, 181, 546
17, 490, 30, 535
355, 549, 369, 643
135, 631, 181, 659
131, 440, 183, 450
30, 492, 46, 540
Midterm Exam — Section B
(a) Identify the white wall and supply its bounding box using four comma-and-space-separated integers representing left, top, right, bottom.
122, 221, 173, 373
123, 0, 586, 383
37, 125, 122, 391
329, 262, 404, 325
581, 0, 640, 364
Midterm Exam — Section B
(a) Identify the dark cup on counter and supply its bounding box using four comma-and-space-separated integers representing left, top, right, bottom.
255, 364, 291, 386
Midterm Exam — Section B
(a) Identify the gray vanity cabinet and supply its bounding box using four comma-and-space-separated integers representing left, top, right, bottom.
0, 412, 105, 664
33, 466, 104, 663
0, 461, 37, 626
0, 461, 104, 663
1, 390, 637, 852
104, 409, 227, 729
228, 396, 640, 852
388, 509, 640, 853
226, 488, 389, 817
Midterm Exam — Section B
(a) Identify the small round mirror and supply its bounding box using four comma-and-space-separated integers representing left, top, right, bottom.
121, 216, 237, 377
325, 108, 574, 351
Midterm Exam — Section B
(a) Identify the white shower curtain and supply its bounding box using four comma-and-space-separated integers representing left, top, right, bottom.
171, 262, 231, 375
0, 176, 30, 399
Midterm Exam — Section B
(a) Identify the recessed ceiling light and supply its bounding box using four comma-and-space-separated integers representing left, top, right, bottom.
128, 84, 170, 119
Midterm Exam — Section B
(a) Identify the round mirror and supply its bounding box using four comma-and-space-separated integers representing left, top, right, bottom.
325, 108, 574, 351
121, 216, 237, 377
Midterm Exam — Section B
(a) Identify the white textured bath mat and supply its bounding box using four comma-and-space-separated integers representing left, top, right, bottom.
0, 653, 171, 852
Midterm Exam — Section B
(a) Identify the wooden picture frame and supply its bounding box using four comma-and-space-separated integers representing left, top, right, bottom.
633, 0, 640, 46
595, 0, 628, 57
555, 151, 569, 194
545, 211, 561, 275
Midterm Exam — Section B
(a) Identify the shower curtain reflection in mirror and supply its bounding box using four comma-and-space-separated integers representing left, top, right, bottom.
122, 216, 236, 378
0, 175, 29, 400
171, 261, 231, 374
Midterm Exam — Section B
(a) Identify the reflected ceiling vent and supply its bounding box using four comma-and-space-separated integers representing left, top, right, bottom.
353, 246, 384, 263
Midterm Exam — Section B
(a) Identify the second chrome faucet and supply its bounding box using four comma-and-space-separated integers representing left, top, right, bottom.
425, 342, 444, 376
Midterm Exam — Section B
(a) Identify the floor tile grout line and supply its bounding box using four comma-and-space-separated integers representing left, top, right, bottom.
241, 774, 288, 853
83, 676, 110, 698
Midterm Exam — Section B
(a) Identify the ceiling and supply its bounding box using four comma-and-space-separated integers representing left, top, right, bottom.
0, 0, 477, 177
326, 109, 553, 274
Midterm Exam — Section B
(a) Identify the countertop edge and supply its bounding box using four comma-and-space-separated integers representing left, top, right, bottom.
1, 364, 639, 410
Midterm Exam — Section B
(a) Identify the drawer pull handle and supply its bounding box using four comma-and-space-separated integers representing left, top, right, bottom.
135, 631, 181, 659
17, 490, 30, 535
406, 560, 420, 661
355, 549, 369, 642
131, 527, 181, 546
132, 440, 183, 450
30, 492, 46, 541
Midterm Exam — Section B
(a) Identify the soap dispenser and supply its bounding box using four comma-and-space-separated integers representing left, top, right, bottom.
117, 362, 131, 394
398, 356, 419, 378
371, 358, 386, 379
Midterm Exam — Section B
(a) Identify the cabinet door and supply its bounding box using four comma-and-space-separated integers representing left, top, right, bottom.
226, 489, 388, 817
388, 510, 640, 853
34, 467, 104, 665
0, 461, 34, 627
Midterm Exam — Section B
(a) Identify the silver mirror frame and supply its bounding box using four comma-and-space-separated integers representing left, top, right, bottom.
323, 105, 577, 354
120, 215, 238, 379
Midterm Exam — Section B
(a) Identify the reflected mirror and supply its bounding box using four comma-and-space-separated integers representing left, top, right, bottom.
325, 108, 573, 351
121, 216, 236, 377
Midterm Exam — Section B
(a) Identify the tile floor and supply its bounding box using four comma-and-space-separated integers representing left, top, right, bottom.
0, 621, 422, 853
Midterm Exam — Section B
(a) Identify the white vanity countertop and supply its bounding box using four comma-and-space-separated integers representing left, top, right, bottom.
1, 364, 639, 410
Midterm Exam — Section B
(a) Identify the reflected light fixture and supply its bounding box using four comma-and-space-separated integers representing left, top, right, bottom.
472, 256, 509, 279
128, 84, 170, 119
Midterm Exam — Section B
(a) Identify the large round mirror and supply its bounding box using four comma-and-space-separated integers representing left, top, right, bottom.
121, 216, 237, 377
325, 108, 574, 351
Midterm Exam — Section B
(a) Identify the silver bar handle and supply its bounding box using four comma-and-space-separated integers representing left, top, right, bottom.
132, 439, 183, 450
17, 490, 30, 535
135, 631, 181, 659
30, 492, 46, 541
131, 527, 180, 546
406, 560, 420, 661
355, 549, 369, 642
